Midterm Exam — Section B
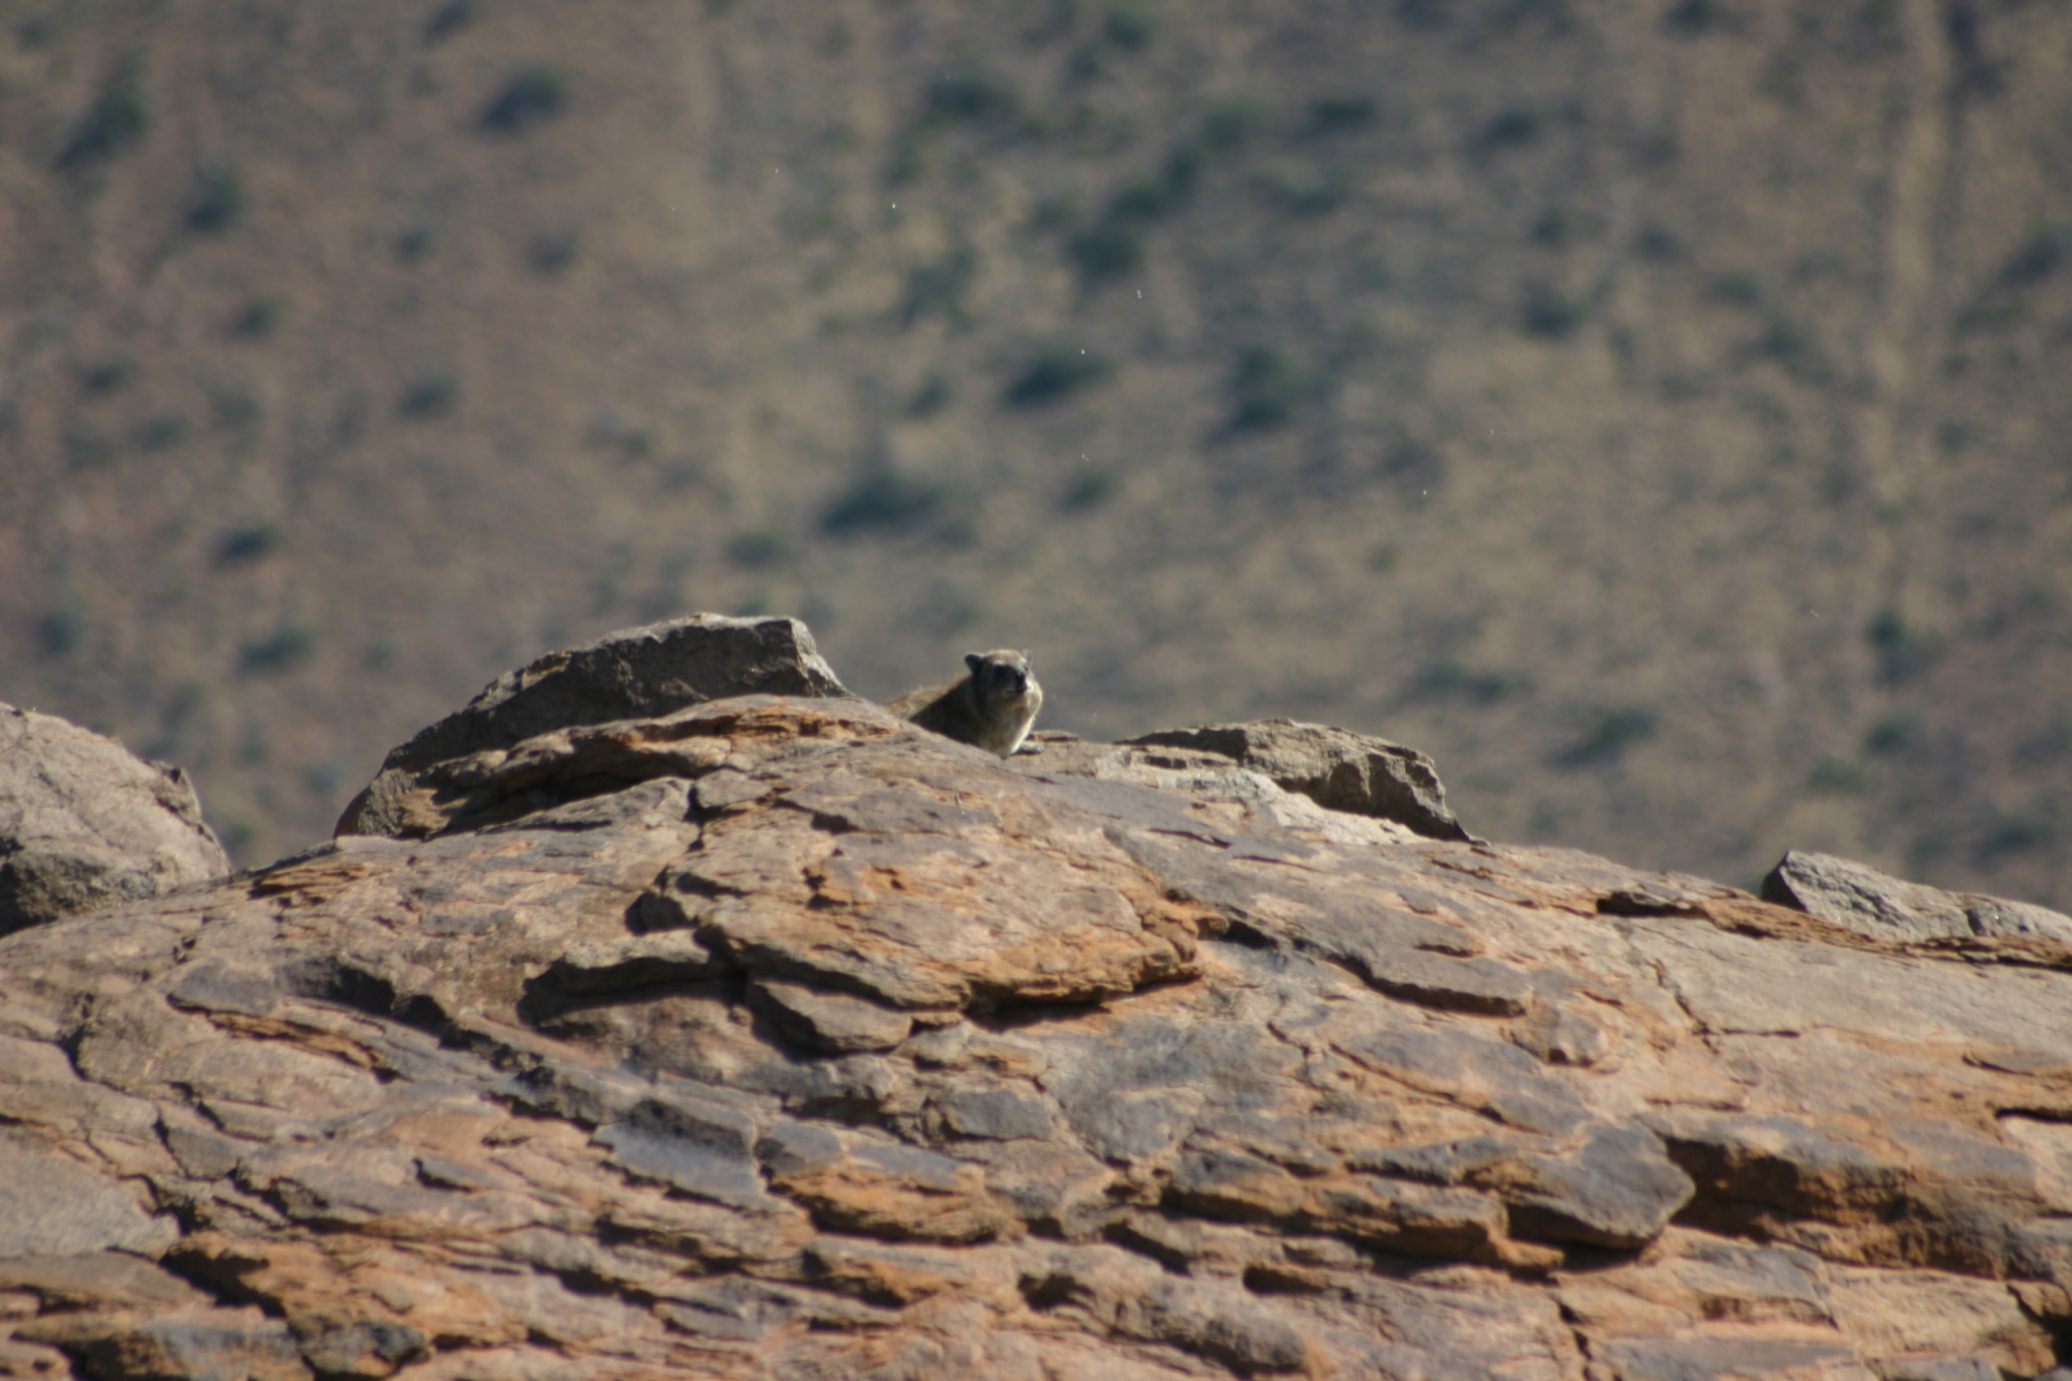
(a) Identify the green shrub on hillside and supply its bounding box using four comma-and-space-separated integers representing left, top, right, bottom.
726, 529, 788, 568
1307, 95, 1378, 136
1069, 4, 1157, 79
902, 248, 977, 328
1664, 0, 1733, 35
1999, 226, 2071, 287
1005, 348, 1113, 406
37, 594, 89, 655
231, 298, 282, 338
924, 69, 1020, 127
1199, 97, 1264, 156
1380, 437, 1447, 493
530, 231, 579, 275
483, 68, 567, 134
1409, 659, 1532, 704
400, 373, 460, 419
1478, 107, 1542, 151
65, 430, 117, 470
1978, 808, 2062, 862
1104, 4, 1155, 50
908, 376, 952, 418
1530, 206, 1572, 246
1067, 220, 1144, 286
1806, 756, 1871, 794
425, 0, 476, 40
81, 358, 136, 395
1259, 164, 1351, 217
585, 409, 653, 463
1868, 609, 1939, 685
186, 163, 245, 234
1754, 318, 1829, 384
1555, 708, 1657, 768
1062, 102, 1257, 287
58, 77, 148, 169
820, 471, 948, 535
1961, 225, 2072, 330
1228, 347, 1308, 431
1708, 270, 1761, 307
1060, 467, 1120, 512
131, 413, 189, 452
217, 524, 283, 566
1522, 286, 1585, 338
240, 622, 316, 674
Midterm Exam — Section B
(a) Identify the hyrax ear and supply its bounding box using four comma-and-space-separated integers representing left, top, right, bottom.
1020, 650, 1032, 664
965, 652, 984, 673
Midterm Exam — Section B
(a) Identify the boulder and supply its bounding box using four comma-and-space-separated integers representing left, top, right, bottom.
0, 704, 229, 936
1122, 718, 1474, 841
1762, 848, 2072, 946
10, 632, 2072, 1378
337, 614, 849, 838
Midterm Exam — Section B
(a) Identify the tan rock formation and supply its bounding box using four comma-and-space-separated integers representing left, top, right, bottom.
1764, 848, 2072, 946
6, 625, 2072, 1378
336, 614, 848, 839
0, 704, 229, 937
1123, 718, 1474, 842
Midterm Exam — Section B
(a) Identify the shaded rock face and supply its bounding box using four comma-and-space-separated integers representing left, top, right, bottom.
0, 704, 229, 937
7, 639, 2072, 1377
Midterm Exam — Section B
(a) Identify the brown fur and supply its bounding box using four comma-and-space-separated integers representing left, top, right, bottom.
885, 649, 1044, 757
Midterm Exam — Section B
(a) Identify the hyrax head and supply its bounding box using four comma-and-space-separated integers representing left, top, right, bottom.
965, 649, 1034, 703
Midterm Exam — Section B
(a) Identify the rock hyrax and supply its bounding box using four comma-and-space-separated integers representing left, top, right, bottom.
886, 650, 1044, 757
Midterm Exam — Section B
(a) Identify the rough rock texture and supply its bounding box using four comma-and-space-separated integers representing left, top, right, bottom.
0, 704, 229, 937
337, 616, 847, 839
1764, 849, 2072, 946
11, 664, 2072, 1376
1124, 719, 1474, 842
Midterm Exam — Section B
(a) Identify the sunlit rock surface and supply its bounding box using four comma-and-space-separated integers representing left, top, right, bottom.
5, 623, 2072, 1379
0, 704, 229, 938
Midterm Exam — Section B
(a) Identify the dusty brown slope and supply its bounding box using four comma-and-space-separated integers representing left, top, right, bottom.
8, 644, 2072, 1377
2, 0, 2070, 909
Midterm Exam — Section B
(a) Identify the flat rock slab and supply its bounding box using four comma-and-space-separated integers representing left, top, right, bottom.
0, 703, 229, 936
1123, 718, 1473, 841
338, 615, 848, 837
5, 690, 2072, 1378
1764, 848, 2072, 946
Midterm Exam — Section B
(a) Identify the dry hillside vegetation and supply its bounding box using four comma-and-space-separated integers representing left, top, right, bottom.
1, 0, 2069, 903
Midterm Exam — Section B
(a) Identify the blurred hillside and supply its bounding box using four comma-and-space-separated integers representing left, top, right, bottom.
2, 0, 2069, 903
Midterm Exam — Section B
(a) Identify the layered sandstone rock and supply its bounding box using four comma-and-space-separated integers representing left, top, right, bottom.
336, 614, 847, 840
6, 624, 2072, 1379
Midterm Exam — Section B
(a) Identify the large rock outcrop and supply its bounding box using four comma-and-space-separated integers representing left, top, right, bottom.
0, 704, 229, 937
1121, 719, 1473, 842
7, 622, 2072, 1379
336, 615, 847, 840
1764, 849, 2072, 947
